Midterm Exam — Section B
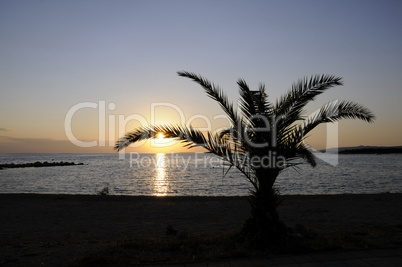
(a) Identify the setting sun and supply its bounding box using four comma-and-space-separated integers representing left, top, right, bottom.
157, 133, 164, 140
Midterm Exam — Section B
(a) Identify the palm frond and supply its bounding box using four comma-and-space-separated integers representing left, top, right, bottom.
115, 124, 237, 162
177, 71, 239, 126
216, 118, 250, 152
237, 79, 257, 119
257, 83, 274, 117
275, 99, 374, 166
275, 124, 316, 168
275, 74, 343, 138
205, 131, 232, 159
232, 151, 258, 191
292, 142, 317, 167
301, 100, 375, 136
237, 80, 273, 125
115, 124, 207, 151
275, 74, 343, 116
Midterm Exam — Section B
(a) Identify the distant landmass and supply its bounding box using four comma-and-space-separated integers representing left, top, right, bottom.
320, 146, 402, 154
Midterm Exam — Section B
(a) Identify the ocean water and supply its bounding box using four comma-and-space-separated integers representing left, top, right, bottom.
0, 153, 401, 196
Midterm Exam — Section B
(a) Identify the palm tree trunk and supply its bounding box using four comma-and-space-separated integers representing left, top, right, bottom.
242, 171, 287, 249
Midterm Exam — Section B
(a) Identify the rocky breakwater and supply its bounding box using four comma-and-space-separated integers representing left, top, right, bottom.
0, 161, 84, 170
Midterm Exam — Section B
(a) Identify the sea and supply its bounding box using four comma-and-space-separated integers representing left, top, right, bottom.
0, 153, 401, 196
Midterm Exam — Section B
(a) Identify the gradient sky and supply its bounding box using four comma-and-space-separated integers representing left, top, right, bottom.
0, 0, 401, 153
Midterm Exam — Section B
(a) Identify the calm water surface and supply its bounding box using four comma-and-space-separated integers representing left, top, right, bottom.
0, 153, 401, 196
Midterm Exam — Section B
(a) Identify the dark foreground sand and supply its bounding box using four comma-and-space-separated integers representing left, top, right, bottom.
1, 193, 401, 266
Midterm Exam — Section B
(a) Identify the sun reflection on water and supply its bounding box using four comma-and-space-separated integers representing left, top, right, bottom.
154, 153, 168, 196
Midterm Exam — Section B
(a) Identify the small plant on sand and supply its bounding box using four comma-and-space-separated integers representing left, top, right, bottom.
97, 186, 109, 196
116, 71, 374, 249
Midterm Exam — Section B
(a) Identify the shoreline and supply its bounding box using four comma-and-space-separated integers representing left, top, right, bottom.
1, 191, 401, 197
1, 193, 401, 266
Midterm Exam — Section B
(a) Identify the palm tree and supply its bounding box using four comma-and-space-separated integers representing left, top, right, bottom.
115, 71, 375, 248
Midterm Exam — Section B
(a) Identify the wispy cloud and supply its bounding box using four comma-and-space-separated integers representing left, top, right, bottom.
0, 128, 12, 132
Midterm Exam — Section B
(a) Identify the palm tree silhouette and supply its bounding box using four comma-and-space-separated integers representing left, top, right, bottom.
116, 71, 375, 248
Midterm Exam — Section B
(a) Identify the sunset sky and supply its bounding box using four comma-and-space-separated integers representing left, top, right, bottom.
1, 0, 401, 153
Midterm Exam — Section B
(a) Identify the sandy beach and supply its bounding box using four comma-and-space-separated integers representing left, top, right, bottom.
1, 193, 401, 266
